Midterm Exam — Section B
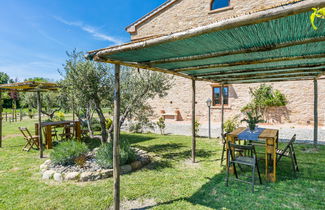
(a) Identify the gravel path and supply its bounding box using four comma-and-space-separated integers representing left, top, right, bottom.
146, 121, 325, 145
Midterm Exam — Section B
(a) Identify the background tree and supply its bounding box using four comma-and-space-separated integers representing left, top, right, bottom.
0, 72, 10, 84
20, 77, 65, 119
61, 50, 173, 143
61, 50, 112, 143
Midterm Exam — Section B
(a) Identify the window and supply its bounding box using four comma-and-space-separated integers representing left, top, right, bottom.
212, 86, 229, 106
211, 0, 230, 10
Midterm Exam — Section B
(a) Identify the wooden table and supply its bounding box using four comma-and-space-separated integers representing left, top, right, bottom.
226, 127, 279, 182
35, 120, 81, 149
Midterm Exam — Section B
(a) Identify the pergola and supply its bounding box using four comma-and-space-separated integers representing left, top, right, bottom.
0, 81, 60, 158
87, 0, 325, 209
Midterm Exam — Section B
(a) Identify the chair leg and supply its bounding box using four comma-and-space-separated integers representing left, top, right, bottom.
252, 165, 255, 193
233, 163, 238, 179
289, 147, 296, 175
220, 142, 226, 166
256, 160, 262, 184
226, 161, 230, 187
291, 146, 299, 172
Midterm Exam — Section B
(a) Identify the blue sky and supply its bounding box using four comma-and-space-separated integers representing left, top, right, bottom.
0, 0, 166, 81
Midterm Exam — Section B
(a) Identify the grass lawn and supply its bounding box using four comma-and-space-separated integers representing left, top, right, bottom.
0, 119, 325, 209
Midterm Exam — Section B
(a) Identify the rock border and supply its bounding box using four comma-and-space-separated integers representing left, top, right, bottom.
40, 149, 150, 182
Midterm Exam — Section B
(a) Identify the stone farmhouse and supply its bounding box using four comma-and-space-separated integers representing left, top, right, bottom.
125, 0, 325, 126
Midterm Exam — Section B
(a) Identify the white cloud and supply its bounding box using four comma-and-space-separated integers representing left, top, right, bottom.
54, 16, 124, 45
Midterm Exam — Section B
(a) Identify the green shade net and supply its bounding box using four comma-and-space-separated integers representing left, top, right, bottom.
100, 11, 325, 83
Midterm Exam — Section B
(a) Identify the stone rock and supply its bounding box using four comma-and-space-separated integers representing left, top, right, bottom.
42, 170, 55, 180
65, 172, 80, 180
79, 172, 93, 182
92, 172, 101, 180
44, 159, 51, 165
121, 165, 132, 174
101, 169, 113, 178
53, 173, 63, 182
130, 161, 142, 170
40, 164, 48, 170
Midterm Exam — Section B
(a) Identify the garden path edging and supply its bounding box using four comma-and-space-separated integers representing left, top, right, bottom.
40, 148, 151, 182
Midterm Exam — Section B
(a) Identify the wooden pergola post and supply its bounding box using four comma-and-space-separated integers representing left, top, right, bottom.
314, 78, 318, 146
113, 64, 121, 210
192, 79, 196, 163
0, 91, 2, 148
221, 84, 225, 139
37, 91, 43, 158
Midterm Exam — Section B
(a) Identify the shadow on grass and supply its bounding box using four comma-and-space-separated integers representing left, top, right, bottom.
136, 144, 325, 209
122, 133, 155, 144
162, 149, 214, 161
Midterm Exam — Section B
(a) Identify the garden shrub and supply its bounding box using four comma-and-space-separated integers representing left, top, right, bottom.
106, 118, 112, 129
156, 117, 166, 135
54, 111, 65, 121
96, 138, 136, 169
50, 141, 89, 166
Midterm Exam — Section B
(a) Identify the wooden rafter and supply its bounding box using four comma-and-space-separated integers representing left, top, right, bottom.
218, 76, 316, 84
143, 37, 325, 65
193, 63, 325, 77
210, 72, 321, 82
174, 53, 325, 72
200, 68, 325, 79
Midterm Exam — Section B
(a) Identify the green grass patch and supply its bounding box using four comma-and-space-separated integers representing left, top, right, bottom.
0, 119, 324, 209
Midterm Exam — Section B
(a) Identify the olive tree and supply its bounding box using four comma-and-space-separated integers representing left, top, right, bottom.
61, 50, 173, 143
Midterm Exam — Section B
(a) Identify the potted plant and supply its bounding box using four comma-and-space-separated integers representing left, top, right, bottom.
241, 111, 264, 132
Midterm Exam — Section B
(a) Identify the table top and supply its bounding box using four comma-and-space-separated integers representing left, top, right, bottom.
39, 120, 77, 126
229, 127, 278, 139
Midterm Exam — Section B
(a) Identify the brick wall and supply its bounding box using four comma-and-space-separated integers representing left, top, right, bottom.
130, 0, 301, 40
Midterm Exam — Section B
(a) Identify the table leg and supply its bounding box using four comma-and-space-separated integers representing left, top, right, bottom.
45, 125, 52, 149
75, 121, 81, 141
35, 123, 39, 142
226, 135, 235, 174
266, 138, 276, 182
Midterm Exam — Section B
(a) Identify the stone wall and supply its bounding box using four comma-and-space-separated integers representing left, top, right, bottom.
148, 77, 325, 126
130, 0, 302, 40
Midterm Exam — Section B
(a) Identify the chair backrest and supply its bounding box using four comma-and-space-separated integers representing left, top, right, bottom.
19, 127, 33, 139
228, 141, 257, 158
282, 134, 296, 153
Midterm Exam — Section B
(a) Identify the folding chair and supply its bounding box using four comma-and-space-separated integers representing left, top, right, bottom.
276, 134, 299, 173
226, 142, 262, 193
221, 133, 244, 166
59, 124, 74, 140
19, 127, 40, 152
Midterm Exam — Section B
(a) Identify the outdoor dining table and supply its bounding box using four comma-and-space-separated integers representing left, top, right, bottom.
226, 127, 279, 182
35, 120, 81, 149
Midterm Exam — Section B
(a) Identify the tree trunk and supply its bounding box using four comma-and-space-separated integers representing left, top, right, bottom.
94, 99, 107, 143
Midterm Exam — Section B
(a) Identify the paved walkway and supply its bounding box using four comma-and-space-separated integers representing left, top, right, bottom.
147, 121, 325, 145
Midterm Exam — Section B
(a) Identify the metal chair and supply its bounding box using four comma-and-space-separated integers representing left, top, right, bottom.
19, 127, 40, 151
226, 142, 262, 193
276, 134, 299, 173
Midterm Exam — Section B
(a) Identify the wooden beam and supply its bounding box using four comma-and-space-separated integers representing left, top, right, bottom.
144, 37, 325, 65
113, 64, 121, 210
198, 65, 325, 78
221, 84, 225, 140
174, 54, 325, 72
37, 91, 43, 158
209, 72, 321, 82
94, 56, 214, 83
90, 0, 325, 57
192, 79, 196, 163
221, 76, 315, 84
193, 64, 325, 77
314, 78, 318, 146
